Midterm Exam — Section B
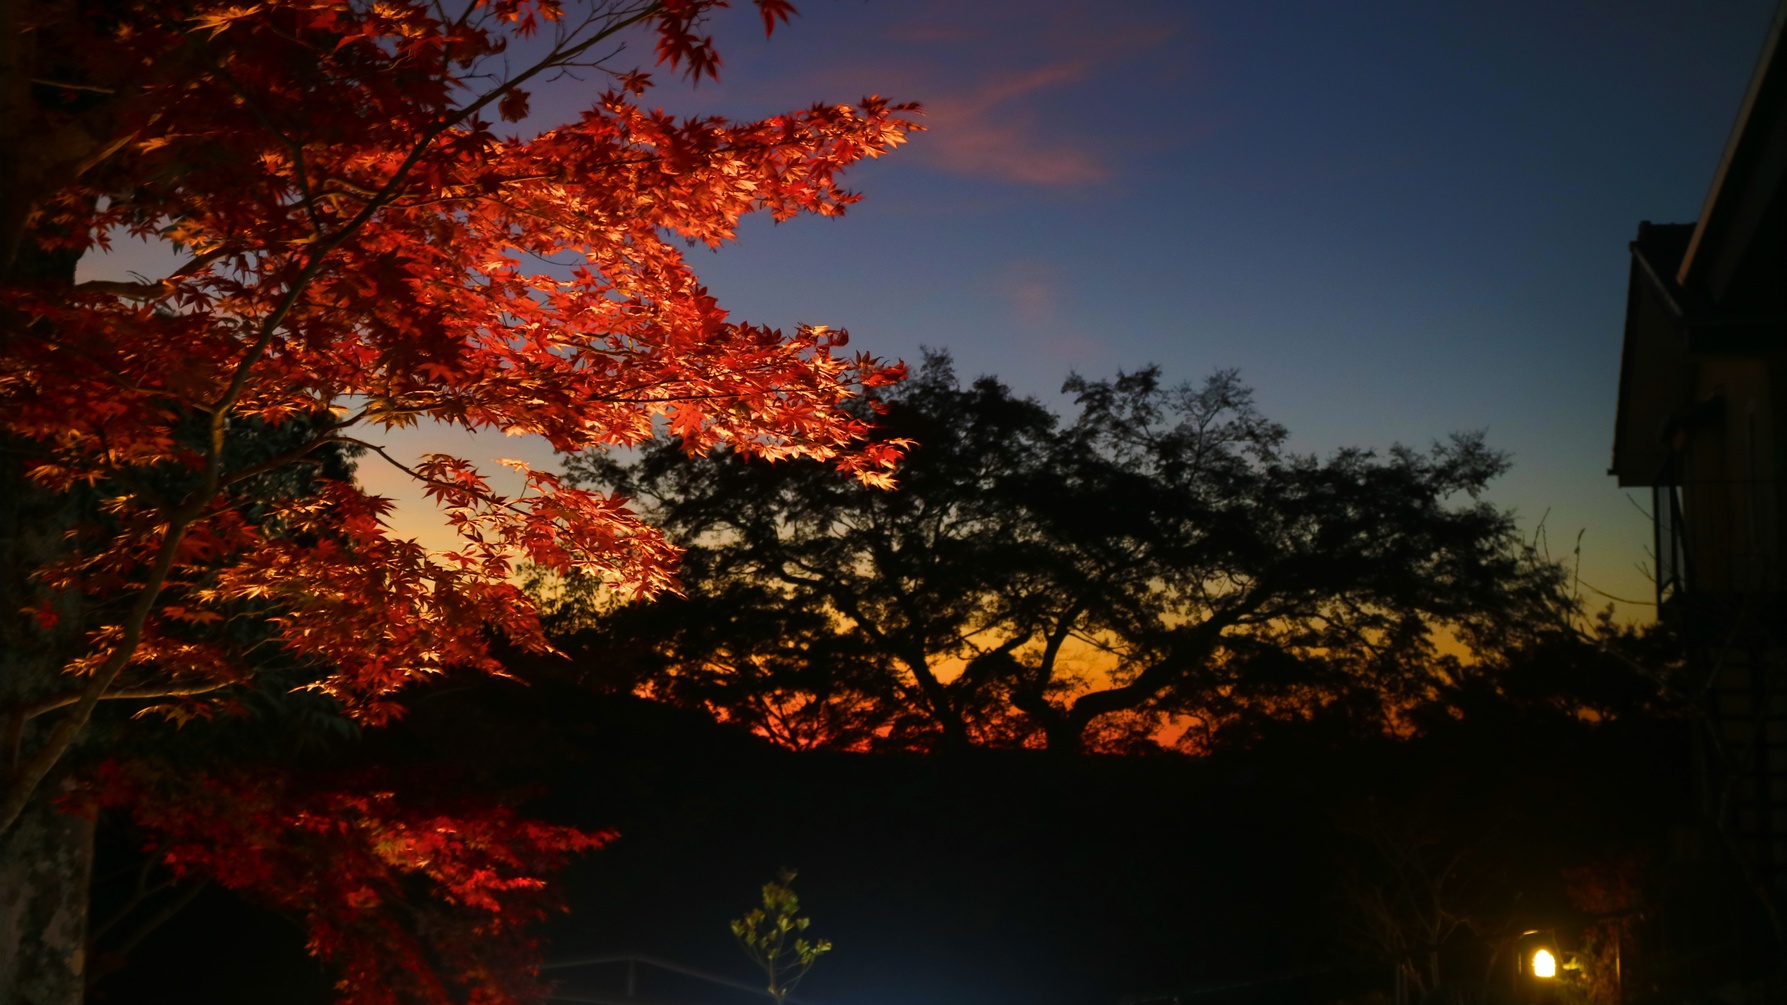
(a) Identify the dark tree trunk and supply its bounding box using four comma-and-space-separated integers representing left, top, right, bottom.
1, 212, 98, 1003
0, 453, 95, 1005
0, 777, 94, 1005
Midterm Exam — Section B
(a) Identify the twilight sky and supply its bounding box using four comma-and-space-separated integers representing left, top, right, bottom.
77, 0, 1782, 621
611, 0, 1778, 622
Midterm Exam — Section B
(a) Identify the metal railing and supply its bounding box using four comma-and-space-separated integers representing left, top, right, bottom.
543, 953, 820, 1005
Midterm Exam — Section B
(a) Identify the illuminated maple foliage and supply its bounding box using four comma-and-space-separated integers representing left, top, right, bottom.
89, 757, 616, 1004
0, 0, 913, 999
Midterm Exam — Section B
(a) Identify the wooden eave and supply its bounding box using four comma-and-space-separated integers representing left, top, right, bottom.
1612, 1, 1787, 487
1677, 0, 1787, 311
1610, 230, 1693, 487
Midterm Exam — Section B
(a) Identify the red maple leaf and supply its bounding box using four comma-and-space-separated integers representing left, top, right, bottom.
0, 1, 920, 999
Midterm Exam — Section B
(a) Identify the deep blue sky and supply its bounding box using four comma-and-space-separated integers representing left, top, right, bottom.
76, 0, 1782, 619
617, 0, 1779, 619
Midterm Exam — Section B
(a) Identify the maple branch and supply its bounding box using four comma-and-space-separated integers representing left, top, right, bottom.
457, 124, 888, 218
72, 245, 233, 302
170, 244, 236, 281
0, 0, 869, 838
426, 0, 453, 46
0, 498, 197, 833
88, 880, 209, 986
72, 279, 172, 300
314, 176, 382, 200
216, 422, 361, 491
19, 681, 234, 723
200, 46, 329, 236
97, 371, 207, 412
1, 298, 315, 832
91, 854, 178, 945
2, 713, 20, 778
187, 17, 514, 421
3, 220, 300, 834
451, 3, 665, 129
555, 353, 865, 406
343, 438, 536, 523
30, 77, 117, 94
0, 14, 221, 279
194, 0, 678, 408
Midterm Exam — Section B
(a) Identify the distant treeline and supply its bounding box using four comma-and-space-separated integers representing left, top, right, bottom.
534, 351, 1675, 756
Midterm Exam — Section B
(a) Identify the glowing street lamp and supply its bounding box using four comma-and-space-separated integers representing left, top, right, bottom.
1515, 929, 1564, 996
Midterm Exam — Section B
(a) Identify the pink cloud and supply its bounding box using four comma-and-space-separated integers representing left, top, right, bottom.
746, 0, 1186, 188
920, 60, 1110, 185
995, 259, 1069, 326
990, 259, 1103, 364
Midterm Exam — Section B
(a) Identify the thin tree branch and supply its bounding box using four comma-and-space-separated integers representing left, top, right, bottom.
21, 681, 233, 722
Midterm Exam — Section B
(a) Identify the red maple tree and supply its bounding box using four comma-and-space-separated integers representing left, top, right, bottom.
0, 1, 915, 1000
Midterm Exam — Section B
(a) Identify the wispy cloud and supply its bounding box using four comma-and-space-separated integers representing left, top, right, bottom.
903, 4, 1179, 186
920, 60, 1110, 185
994, 258, 1069, 326
721, 0, 1186, 188
991, 258, 1101, 364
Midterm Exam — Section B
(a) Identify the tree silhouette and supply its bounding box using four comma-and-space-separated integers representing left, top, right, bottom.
552, 351, 1572, 753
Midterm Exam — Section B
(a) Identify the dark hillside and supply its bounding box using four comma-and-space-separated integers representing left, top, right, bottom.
103, 671, 1705, 1005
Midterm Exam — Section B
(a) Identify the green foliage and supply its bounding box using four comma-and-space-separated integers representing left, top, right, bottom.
730, 868, 832, 1004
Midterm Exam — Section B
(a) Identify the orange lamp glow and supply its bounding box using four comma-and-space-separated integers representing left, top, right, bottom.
1532, 948, 1557, 979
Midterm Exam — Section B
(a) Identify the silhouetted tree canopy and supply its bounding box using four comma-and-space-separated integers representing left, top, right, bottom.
544, 351, 1577, 753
